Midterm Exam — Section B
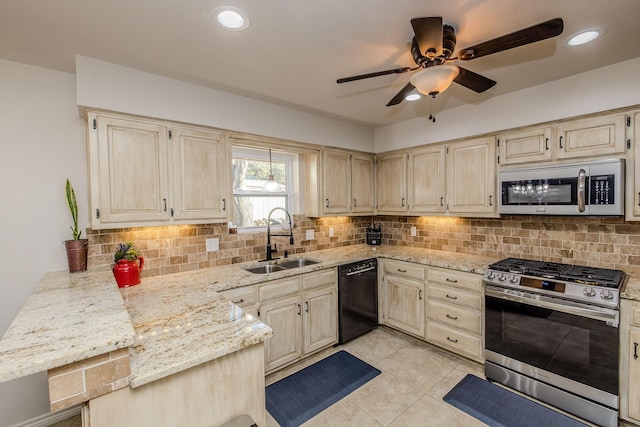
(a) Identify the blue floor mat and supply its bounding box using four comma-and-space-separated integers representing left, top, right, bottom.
265, 350, 380, 427
443, 374, 589, 427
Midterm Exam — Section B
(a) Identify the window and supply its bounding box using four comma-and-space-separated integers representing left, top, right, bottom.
232, 146, 296, 230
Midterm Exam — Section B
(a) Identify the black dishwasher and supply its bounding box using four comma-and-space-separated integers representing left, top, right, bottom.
338, 258, 378, 344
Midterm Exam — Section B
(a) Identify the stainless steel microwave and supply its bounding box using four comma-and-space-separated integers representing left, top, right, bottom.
499, 158, 624, 216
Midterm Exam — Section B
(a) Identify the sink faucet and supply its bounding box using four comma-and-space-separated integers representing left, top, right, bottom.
266, 207, 294, 261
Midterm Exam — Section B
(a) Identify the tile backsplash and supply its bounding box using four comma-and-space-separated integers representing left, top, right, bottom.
87, 215, 640, 278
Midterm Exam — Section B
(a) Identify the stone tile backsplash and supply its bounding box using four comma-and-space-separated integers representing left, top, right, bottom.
86, 215, 640, 278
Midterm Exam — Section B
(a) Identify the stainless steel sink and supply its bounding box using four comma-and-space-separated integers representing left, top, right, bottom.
279, 258, 320, 269
242, 264, 286, 274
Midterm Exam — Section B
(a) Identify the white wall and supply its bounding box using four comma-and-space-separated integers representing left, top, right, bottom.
75, 56, 375, 152
374, 57, 640, 152
0, 59, 87, 426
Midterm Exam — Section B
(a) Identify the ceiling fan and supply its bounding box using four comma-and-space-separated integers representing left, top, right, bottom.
337, 17, 564, 107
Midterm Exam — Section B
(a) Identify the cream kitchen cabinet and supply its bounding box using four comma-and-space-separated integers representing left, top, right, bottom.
376, 152, 408, 214
313, 149, 374, 216
407, 145, 446, 214
555, 112, 627, 160
219, 285, 259, 319
446, 136, 497, 215
425, 267, 484, 362
380, 259, 426, 338
497, 126, 553, 165
619, 298, 640, 424
628, 111, 640, 220
258, 269, 337, 373
87, 111, 230, 229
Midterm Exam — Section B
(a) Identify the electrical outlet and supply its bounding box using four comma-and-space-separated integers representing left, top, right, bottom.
306, 229, 315, 240
206, 238, 219, 252
410, 226, 417, 237
329, 227, 334, 237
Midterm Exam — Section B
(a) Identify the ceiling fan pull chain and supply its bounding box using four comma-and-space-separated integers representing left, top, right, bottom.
428, 93, 436, 123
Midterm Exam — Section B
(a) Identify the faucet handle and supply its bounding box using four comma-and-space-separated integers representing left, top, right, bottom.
284, 250, 289, 258
273, 243, 278, 253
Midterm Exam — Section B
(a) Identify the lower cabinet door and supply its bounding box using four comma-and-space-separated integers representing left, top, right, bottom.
303, 286, 338, 354
382, 275, 425, 338
627, 327, 640, 422
260, 295, 303, 372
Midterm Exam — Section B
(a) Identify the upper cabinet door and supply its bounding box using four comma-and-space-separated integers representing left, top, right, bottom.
556, 113, 627, 160
377, 152, 407, 214
171, 127, 229, 221
350, 153, 375, 214
92, 114, 170, 227
408, 146, 446, 214
447, 137, 497, 215
497, 127, 553, 165
322, 150, 351, 214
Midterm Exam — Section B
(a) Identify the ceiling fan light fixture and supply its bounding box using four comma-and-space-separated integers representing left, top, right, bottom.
214, 7, 249, 31
409, 65, 459, 96
405, 93, 421, 102
565, 28, 605, 46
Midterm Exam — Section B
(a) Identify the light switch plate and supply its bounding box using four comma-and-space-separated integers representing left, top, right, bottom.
206, 238, 219, 252
410, 226, 417, 237
306, 229, 315, 240
329, 227, 334, 237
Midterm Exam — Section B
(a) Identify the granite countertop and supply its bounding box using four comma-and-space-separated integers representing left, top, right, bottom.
6, 243, 636, 389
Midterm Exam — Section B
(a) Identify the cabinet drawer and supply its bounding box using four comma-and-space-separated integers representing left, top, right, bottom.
427, 268, 481, 292
427, 322, 482, 360
383, 260, 425, 281
259, 278, 301, 301
219, 286, 257, 307
427, 300, 481, 334
427, 283, 481, 310
302, 269, 336, 291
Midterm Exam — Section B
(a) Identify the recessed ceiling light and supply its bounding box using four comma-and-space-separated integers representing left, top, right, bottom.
565, 27, 605, 46
213, 6, 249, 31
405, 94, 421, 102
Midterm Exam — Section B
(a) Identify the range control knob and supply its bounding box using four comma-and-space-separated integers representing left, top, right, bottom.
600, 289, 614, 300
486, 271, 495, 280
498, 274, 507, 282
583, 287, 596, 298
509, 276, 519, 284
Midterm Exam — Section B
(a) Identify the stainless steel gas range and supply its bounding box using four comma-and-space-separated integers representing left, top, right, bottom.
483, 257, 626, 427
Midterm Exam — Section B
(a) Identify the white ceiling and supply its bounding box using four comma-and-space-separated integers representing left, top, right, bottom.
1, 0, 639, 128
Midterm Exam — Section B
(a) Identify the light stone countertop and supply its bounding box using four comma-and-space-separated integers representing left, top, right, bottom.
4, 243, 637, 389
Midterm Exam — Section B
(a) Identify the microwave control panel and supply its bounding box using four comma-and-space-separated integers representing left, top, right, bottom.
589, 174, 615, 205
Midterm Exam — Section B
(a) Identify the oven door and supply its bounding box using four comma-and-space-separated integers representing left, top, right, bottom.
499, 163, 588, 215
485, 285, 619, 408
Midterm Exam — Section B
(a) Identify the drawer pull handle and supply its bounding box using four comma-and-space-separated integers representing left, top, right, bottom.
397, 269, 407, 273
446, 337, 458, 343
305, 301, 309, 312
297, 304, 301, 316
446, 314, 458, 320
445, 294, 458, 300
419, 290, 423, 300
446, 278, 458, 283
635, 342, 639, 360
231, 298, 244, 304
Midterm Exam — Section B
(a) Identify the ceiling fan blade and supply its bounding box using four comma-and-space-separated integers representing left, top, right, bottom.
453, 67, 496, 93
411, 17, 443, 57
457, 17, 564, 60
386, 82, 416, 106
337, 67, 411, 83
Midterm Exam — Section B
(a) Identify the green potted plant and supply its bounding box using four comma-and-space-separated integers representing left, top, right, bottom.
63, 179, 88, 272
112, 241, 144, 288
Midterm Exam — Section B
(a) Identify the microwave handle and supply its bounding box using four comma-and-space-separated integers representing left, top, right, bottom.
577, 168, 586, 213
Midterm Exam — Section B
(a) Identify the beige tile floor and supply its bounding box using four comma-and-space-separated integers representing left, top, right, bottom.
51, 326, 634, 426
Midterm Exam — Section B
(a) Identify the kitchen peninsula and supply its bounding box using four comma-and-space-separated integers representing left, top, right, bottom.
3, 243, 640, 426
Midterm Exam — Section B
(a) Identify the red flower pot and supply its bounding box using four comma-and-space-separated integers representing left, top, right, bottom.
112, 258, 144, 288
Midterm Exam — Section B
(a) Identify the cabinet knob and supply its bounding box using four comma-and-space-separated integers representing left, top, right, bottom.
446, 314, 458, 320
326, 199, 329, 208
305, 301, 309, 312
419, 290, 423, 300
222, 198, 226, 211
635, 342, 638, 360
559, 135, 564, 149
446, 336, 458, 343
545, 138, 549, 150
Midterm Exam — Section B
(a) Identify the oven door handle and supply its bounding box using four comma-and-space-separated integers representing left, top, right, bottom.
485, 286, 619, 326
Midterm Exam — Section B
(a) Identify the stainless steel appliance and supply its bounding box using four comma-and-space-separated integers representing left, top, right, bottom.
338, 259, 378, 344
484, 257, 626, 427
499, 158, 624, 215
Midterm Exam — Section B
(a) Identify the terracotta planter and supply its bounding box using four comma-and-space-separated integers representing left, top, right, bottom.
112, 258, 144, 288
64, 239, 88, 273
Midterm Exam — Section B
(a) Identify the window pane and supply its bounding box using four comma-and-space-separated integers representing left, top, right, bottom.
233, 196, 288, 227
232, 158, 286, 192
